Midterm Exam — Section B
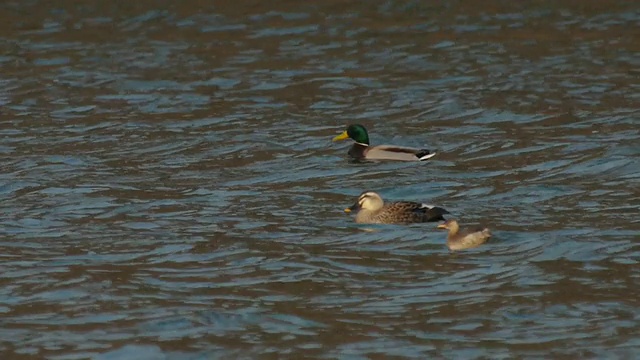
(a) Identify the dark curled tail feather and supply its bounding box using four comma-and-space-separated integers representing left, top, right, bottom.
426, 206, 449, 221
416, 149, 437, 161
415, 149, 432, 158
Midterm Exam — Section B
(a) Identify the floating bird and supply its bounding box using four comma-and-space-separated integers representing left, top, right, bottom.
345, 191, 449, 224
332, 124, 436, 161
436, 219, 491, 251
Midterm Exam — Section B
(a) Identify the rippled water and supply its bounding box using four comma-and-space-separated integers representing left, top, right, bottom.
1, 0, 639, 358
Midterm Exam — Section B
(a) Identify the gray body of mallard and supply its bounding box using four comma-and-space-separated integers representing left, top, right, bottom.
437, 219, 491, 251
345, 191, 449, 224
347, 143, 436, 161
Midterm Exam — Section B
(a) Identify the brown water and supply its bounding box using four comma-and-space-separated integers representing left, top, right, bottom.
1, 0, 639, 359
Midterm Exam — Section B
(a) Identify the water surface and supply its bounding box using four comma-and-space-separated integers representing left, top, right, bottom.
0, 0, 639, 358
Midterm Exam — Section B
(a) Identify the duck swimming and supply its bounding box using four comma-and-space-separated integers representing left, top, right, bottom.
332, 124, 436, 161
436, 219, 491, 251
345, 191, 449, 224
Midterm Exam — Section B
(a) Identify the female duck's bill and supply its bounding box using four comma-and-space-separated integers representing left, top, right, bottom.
332, 124, 436, 161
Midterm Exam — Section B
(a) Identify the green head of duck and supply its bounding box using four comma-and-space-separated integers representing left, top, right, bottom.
333, 124, 370, 145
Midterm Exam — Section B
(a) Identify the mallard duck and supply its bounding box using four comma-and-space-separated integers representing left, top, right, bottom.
436, 219, 491, 251
344, 191, 449, 224
332, 124, 436, 161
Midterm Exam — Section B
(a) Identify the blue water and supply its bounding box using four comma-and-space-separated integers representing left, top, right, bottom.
0, 1, 638, 359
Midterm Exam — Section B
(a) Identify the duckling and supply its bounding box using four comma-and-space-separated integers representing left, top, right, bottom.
332, 124, 436, 161
436, 219, 491, 251
345, 191, 449, 224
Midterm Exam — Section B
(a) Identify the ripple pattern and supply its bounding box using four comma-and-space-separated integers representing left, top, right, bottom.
0, 0, 639, 358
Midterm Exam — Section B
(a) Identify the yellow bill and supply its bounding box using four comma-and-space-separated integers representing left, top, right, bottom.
332, 131, 349, 142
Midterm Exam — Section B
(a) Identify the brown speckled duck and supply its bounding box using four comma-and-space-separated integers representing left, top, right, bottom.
332, 124, 436, 161
344, 191, 449, 224
436, 219, 491, 251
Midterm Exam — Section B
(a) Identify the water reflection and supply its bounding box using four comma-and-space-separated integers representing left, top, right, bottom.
0, 0, 639, 358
